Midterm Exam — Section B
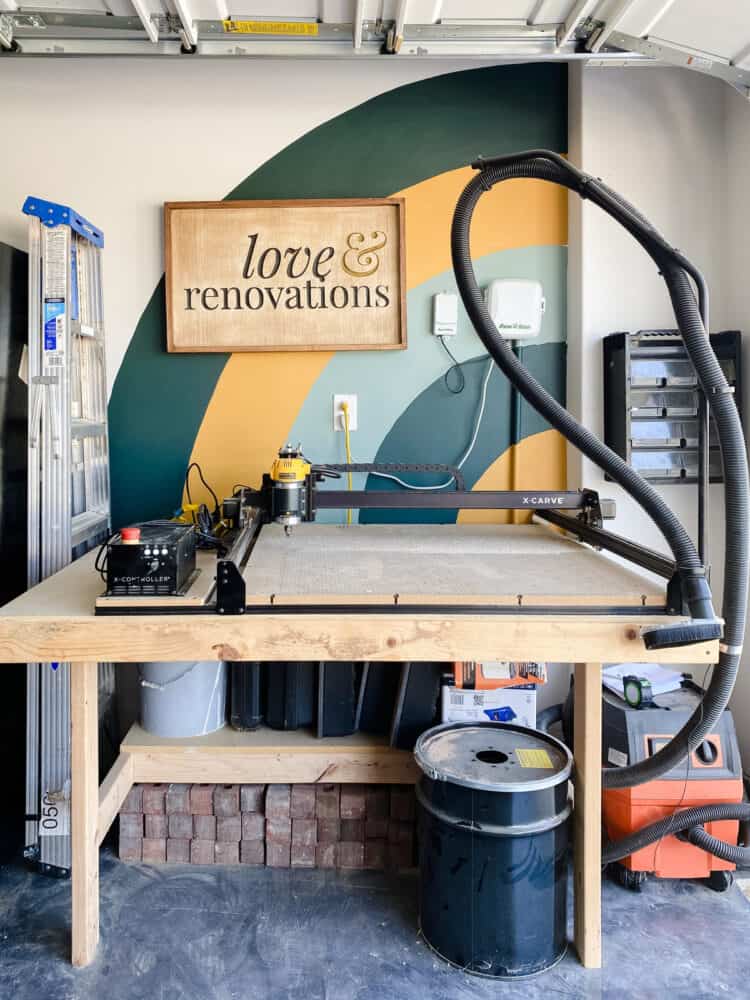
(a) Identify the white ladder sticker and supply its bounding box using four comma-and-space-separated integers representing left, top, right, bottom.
39, 788, 70, 837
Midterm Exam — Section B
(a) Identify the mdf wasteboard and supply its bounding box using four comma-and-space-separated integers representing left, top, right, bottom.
242, 523, 666, 608
165, 199, 406, 352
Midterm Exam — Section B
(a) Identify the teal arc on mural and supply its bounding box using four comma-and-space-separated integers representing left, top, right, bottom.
287, 243, 567, 522
358, 339, 566, 525
108, 63, 567, 527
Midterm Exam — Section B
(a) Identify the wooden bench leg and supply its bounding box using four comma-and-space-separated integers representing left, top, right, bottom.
573, 661, 602, 969
71, 661, 99, 967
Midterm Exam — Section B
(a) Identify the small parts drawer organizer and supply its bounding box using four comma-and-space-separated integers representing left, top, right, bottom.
604, 330, 742, 484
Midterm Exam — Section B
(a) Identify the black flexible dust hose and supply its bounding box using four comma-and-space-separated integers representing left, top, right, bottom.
452, 159, 707, 612
536, 703, 563, 734
602, 803, 750, 866
450, 150, 749, 791
686, 817, 750, 866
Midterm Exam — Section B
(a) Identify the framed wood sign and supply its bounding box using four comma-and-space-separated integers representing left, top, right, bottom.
164, 198, 406, 353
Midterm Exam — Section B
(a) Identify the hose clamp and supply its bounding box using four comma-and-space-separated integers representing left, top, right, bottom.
711, 385, 735, 396
677, 565, 707, 577
719, 642, 743, 656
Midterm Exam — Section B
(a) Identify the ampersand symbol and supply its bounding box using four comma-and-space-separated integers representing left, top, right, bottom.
342, 231, 387, 277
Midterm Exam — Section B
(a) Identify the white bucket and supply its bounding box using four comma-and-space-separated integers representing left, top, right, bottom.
139, 661, 227, 738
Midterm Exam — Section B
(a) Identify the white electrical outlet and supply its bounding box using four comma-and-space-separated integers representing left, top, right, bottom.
333, 394, 358, 431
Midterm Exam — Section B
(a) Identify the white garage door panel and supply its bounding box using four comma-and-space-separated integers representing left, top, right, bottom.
16, 0, 111, 10
105, 0, 138, 14
534, 0, 585, 22
4, 0, 750, 79
320, 0, 356, 23
613, 0, 676, 36
188, 0, 227, 19
619, 0, 750, 61
440, 0, 539, 20
222, 0, 321, 18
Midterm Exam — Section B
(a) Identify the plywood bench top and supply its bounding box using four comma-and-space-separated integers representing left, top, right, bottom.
0, 522, 716, 667
0, 521, 666, 620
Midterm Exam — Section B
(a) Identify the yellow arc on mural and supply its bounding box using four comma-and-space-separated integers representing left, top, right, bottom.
185, 167, 568, 511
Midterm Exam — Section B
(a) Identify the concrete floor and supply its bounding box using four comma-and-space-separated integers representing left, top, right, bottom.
2, 848, 750, 1000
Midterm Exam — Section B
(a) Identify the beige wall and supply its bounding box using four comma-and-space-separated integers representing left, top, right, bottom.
0, 56, 475, 387
725, 85, 750, 770
568, 64, 729, 553
568, 64, 750, 768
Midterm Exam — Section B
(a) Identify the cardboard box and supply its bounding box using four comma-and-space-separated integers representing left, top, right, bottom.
453, 661, 547, 689
441, 685, 537, 728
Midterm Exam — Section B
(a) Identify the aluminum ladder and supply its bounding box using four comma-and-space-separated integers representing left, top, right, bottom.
23, 197, 110, 875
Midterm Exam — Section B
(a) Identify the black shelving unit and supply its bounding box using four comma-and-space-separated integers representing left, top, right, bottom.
603, 329, 742, 486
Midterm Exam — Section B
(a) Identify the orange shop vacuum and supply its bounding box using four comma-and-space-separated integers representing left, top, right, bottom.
543, 679, 750, 891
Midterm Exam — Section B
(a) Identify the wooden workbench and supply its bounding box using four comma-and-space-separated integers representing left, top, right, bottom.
0, 523, 718, 971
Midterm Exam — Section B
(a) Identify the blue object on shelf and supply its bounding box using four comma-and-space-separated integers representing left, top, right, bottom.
22, 196, 104, 248
483, 705, 517, 723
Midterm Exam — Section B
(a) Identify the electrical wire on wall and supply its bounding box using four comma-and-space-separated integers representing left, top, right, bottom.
181, 461, 228, 551
341, 401, 354, 525
184, 461, 220, 517
508, 340, 522, 524
350, 356, 494, 493
439, 335, 466, 394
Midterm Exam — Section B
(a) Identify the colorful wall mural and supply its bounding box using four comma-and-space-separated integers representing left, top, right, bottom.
108, 63, 568, 527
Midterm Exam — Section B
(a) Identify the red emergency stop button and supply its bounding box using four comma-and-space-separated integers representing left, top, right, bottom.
121, 526, 141, 543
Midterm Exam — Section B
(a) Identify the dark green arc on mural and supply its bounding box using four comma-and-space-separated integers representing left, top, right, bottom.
109, 63, 567, 527
358, 342, 566, 524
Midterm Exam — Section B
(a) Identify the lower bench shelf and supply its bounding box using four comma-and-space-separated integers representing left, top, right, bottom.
120, 723, 419, 785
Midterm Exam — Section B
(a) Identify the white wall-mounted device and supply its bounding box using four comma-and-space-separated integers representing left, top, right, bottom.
485, 279, 545, 339
432, 291, 458, 337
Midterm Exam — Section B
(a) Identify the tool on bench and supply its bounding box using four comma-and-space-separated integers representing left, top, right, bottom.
621, 675, 655, 710
100, 523, 197, 596
214, 439, 722, 643
236, 442, 612, 536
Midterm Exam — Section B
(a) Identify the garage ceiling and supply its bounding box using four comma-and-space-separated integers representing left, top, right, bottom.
0, 0, 748, 96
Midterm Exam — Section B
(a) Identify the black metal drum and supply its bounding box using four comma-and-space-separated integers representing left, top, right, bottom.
414, 722, 572, 978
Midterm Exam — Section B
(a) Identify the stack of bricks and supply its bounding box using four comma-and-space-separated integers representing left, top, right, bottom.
119, 783, 416, 870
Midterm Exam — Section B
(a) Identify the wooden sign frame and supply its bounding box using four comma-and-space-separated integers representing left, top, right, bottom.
164, 198, 407, 353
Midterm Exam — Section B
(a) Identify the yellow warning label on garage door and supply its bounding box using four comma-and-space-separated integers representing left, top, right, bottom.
516, 748, 553, 769
222, 20, 319, 36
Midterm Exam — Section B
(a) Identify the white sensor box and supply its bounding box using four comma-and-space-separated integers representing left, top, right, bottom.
485, 279, 545, 339
432, 291, 458, 337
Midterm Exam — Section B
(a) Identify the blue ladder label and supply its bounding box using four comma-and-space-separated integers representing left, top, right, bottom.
43, 300, 65, 355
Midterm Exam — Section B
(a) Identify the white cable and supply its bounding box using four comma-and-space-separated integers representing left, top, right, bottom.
362, 356, 494, 491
